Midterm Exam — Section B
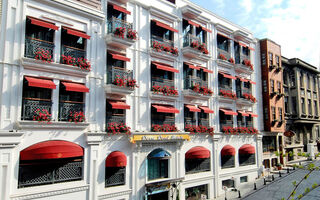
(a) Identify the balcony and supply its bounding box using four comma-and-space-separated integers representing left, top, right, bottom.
106, 17, 137, 49
219, 85, 236, 102
58, 101, 85, 121
25, 37, 54, 61
217, 48, 234, 69
150, 36, 178, 61
235, 55, 253, 74
105, 67, 135, 96
61, 45, 86, 61
150, 78, 178, 100
183, 76, 212, 99
236, 88, 255, 105
182, 34, 210, 61
21, 98, 52, 121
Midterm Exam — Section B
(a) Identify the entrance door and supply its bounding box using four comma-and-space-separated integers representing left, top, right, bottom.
147, 191, 169, 200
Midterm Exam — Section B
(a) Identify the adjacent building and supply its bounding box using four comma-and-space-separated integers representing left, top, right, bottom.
0, 0, 262, 200
259, 39, 285, 169
282, 57, 320, 161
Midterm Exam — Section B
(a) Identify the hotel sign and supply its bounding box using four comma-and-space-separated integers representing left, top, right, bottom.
130, 134, 190, 143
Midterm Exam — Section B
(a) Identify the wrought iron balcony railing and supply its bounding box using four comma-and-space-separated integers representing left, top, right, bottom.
151, 117, 175, 126
106, 115, 126, 125
107, 67, 133, 86
220, 120, 234, 130
219, 84, 232, 91
107, 17, 133, 38
21, 98, 52, 121
61, 45, 86, 62
25, 37, 54, 60
184, 76, 208, 90
217, 48, 231, 60
58, 101, 85, 121
183, 34, 202, 48
151, 78, 174, 88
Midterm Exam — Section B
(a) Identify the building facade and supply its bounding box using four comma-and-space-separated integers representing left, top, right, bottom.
0, 0, 263, 200
282, 57, 320, 161
259, 39, 285, 169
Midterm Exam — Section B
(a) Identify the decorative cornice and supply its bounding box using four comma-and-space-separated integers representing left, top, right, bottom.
11, 185, 89, 200
98, 189, 132, 200
183, 175, 215, 184
15, 121, 90, 130
149, 6, 178, 23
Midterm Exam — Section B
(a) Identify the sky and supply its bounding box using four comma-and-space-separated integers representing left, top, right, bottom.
191, 0, 320, 68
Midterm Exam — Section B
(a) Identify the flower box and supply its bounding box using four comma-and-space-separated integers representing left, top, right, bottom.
151, 124, 178, 132
222, 126, 258, 135
219, 89, 237, 100
191, 84, 213, 96
33, 109, 51, 123
61, 55, 91, 71
185, 124, 214, 135
35, 49, 52, 63
152, 85, 178, 96
107, 122, 131, 135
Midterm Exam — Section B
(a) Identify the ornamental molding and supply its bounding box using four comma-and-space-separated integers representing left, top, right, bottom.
15, 121, 89, 130
149, 6, 178, 23
11, 185, 89, 200
0, 131, 24, 148
215, 23, 234, 36
183, 175, 215, 184
98, 189, 132, 200
219, 167, 259, 178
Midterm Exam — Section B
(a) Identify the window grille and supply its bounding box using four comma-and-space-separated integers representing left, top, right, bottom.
105, 167, 126, 187
239, 154, 256, 166
221, 155, 235, 169
185, 158, 210, 174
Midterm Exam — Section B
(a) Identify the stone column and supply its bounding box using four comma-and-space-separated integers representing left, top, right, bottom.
256, 134, 263, 176
212, 134, 220, 198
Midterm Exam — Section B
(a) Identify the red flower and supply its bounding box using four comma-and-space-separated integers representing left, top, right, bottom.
35, 49, 52, 63
68, 111, 85, 123
151, 124, 178, 132
219, 54, 227, 60
107, 122, 131, 135
33, 109, 51, 123
127, 29, 138, 40
228, 58, 235, 64
242, 59, 254, 70
114, 27, 126, 39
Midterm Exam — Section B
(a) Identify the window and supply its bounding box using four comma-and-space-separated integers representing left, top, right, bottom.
283, 71, 288, 85
107, 4, 125, 21
239, 153, 255, 166
301, 98, 305, 114
151, 20, 173, 41
166, 0, 175, 4
222, 179, 234, 188
262, 136, 276, 152
184, 105, 196, 127
284, 97, 289, 113
219, 110, 233, 131
105, 151, 127, 187
182, 19, 192, 37
240, 176, 248, 183
263, 80, 267, 93
278, 108, 283, 121
217, 34, 229, 52
268, 52, 273, 66
234, 42, 241, 64
314, 101, 318, 116
300, 73, 304, 87
264, 108, 268, 120
271, 107, 276, 121
313, 77, 317, 90
242, 46, 250, 56
185, 185, 208, 200
290, 72, 296, 87
221, 155, 235, 169
61, 27, 86, 61
308, 99, 312, 115
275, 55, 280, 66
147, 149, 170, 180
218, 73, 232, 90
185, 158, 210, 174
270, 79, 274, 93
151, 106, 175, 126
277, 81, 281, 93
18, 141, 83, 188
306, 75, 310, 89
196, 26, 206, 44
292, 97, 297, 114
106, 101, 126, 129
151, 63, 174, 91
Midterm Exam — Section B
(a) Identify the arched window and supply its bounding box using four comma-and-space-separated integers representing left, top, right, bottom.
147, 148, 170, 180
185, 146, 210, 174
18, 140, 84, 188
221, 145, 235, 169
239, 144, 256, 166
105, 151, 127, 187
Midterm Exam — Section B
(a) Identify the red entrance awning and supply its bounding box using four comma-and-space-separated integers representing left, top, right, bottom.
152, 104, 179, 114
185, 62, 200, 70
238, 110, 249, 117
239, 144, 255, 154
61, 82, 89, 93
113, 4, 131, 15
246, 111, 258, 117
188, 20, 200, 27
185, 105, 201, 112
28, 17, 59, 30
106, 151, 127, 167
25, 76, 56, 89
152, 19, 178, 33
65, 27, 90, 39
219, 72, 236, 80
221, 145, 236, 156
186, 146, 210, 159
108, 101, 130, 109
152, 61, 179, 73
20, 140, 83, 161
110, 53, 130, 62
220, 108, 238, 116
199, 106, 214, 114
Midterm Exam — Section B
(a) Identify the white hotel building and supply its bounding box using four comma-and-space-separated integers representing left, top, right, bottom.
0, 0, 263, 199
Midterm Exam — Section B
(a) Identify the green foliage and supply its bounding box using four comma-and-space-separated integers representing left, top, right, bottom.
312, 183, 318, 189
298, 194, 303, 199
297, 152, 302, 156
281, 198, 285, 200
292, 181, 297, 186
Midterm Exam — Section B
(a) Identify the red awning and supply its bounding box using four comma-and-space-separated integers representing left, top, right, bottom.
152, 19, 178, 33
20, 140, 83, 161
220, 108, 238, 116
28, 17, 59, 30
25, 76, 56, 89
110, 53, 130, 62
239, 42, 247, 47
237, 76, 250, 82
201, 26, 212, 33
221, 145, 236, 156
188, 20, 200, 27
185, 63, 200, 70
217, 33, 232, 40
108, 101, 130, 109
113, 4, 131, 15
246, 111, 258, 117
219, 72, 236, 80
106, 151, 127, 167
238, 110, 249, 117
249, 47, 255, 51
185, 105, 201, 112
61, 82, 89, 93
250, 80, 256, 85
65, 27, 90, 39
239, 144, 255, 154
202, 68, 213, 73
152, 61, 179, 73
199, 106, 214, 114
152, 104, 179, 113
186, 146, 210, 159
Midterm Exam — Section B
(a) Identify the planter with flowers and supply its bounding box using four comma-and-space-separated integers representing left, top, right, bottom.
191, 84, 213, 96
151, 124, 178, 132
228, 58, 235, 64
219, 53, 227, 61
219, 89, 237, 100
33, 109, 51, 123
190, 41, 209, 55
112, 75, 139, 90
35, 49, 52, 63
151, 41, 179, 56
222, 126, 258, 135
68, 111, 85, 123
127, 29, 138, 40
114, 27, 126, 39
152, 85, 178, 96
243, 93, 257, 103
185, 124, 214, 135
107, 122, 131, 135
242, 59, 254, 70
61, 55, 91, 71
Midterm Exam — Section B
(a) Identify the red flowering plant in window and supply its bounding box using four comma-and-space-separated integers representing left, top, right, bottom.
152, 85, 178, 96
219, 89, 237, 100
113, 75, 126, 87
127, 28, 138, 40
219, 53, 227, 60
242, 59, 254, 70
127, 79, 139, 89
107, 122, 131, 135
114, 27, 126, 39
199, 43, 209, 54
35, 49, 52, 63
151, 124, 178, 132
171, 47, 179, 56
152, 41, 163, 52
222, 126, 258, 135
185, 124, 214, 135
68, 111, 85, 123
192, 84, 200, 93
243, 93, 257, 103
33, 109, 51, 123
191, 41, 200, 48
228, 58, 235, 64
152, 41, 178, 56
152, 85, 162, 94
200, 86, 213, 96
62, 55, 77, 66
77, 58, 91, 71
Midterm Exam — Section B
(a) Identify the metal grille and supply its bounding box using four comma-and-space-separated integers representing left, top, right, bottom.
107, 67, 133, 85
220, 120, 234, 131
18, 160, 83, 188
106, 115, 126, 124
61, 45, 86, 60
239, 154, 256, 166
151, 79, 174, 88
105, 167, 126, 187
184, 76, 208, 90
217, 48, 231, 60
221, 155, 235, 169
151, 35, 174, 48
199, 119, 209, 127
185, 117, 196, 126
107, 17, 133, 37
183, 33, 201, 48
58, 102, 85, 121
151, 116, 175, 126
25, 37, 54, 59
185, 158, 210, 174
21, 99, 52, 121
